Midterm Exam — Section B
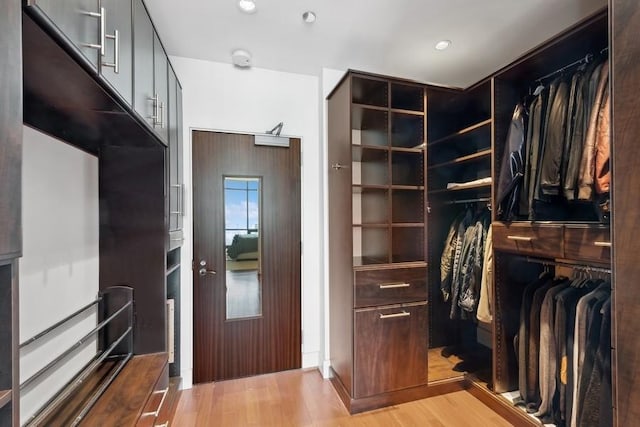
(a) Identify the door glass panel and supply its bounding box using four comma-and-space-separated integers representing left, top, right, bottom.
224, 177, 262, 320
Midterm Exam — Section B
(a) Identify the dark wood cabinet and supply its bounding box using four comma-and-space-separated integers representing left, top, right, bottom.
133, 0, 155, 129
328, 71, 431, 413
101, 0, 133, 105
354, 302, 428, 398
27, 0, 101, 69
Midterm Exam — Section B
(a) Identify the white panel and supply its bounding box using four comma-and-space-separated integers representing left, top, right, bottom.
20, 126, 99, 423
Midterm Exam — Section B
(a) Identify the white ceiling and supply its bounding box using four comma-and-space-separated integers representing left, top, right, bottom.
147, 0, 606, 88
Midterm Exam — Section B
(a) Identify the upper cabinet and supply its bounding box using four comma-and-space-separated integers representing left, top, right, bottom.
101, 0, 133, 105
133, 0, 155, 128
168, 66, 183, 247
153, 32, 169, 143
27, 0, 101, 69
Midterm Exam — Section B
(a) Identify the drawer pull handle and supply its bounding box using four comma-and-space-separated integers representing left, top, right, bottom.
507, 235, 533, 242
379, 282, 411, 289
593, 241, 611, 248
379, 311, 410, 320
141, 388, 169, 417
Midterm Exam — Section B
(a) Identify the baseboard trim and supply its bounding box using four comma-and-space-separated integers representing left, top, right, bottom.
329, 368, 466, 415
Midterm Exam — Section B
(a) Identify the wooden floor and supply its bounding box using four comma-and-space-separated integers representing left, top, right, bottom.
427, 347, 464, 382
173, 369, 512, 426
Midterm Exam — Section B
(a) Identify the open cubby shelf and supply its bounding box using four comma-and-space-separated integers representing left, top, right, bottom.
428, 119, 492, 147
391, 82, 425, 112
352, 76, 388, 107
0, 390, 11, 409
429, 149, 492, 170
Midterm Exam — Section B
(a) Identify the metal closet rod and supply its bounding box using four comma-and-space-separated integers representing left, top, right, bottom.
516, 255, 611, 274
443, 197, 491, 205
534, 46, 609, 84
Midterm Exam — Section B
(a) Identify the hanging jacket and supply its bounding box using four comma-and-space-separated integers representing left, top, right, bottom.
440, 212, 465, 302
497, 103, 527, 220
526, 90, 547, 219
578, 61, 609, 200
458, 211, 490, 317
594, 89, 611, 195
476, 226, 493, 323
540, 78, 570, 196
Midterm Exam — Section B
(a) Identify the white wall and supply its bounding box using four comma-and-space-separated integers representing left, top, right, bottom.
320, 68, 346, 378
20, 126, 99, 423
170, 57, 322, 388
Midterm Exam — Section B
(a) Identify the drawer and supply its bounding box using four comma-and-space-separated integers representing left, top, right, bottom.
492, 222, 563, 258
354, 266, 427, 308
137, 362, 169, 426
563, 225, 611, 263
353, 302, 428, 398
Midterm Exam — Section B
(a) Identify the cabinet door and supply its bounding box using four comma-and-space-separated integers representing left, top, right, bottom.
353, 303, 428, 398
176, 83, 184, 232
153, 32, 169, 144
133, 0, 154, 128
101, 0, 133, 105
168, 68, 179, 232
30, 0, 100, 69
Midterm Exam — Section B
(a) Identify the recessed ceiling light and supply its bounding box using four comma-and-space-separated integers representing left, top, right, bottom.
302, 11, 316, 23
238, 0, 256, 14
435, 40, 452, 51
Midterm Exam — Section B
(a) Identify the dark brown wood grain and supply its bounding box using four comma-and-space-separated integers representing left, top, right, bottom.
492, 222, 564, 258
81, 353, 168, 427
354, 267, 427, 308
612, 1, 640, 425
328, 79, 355, 395
353, 302, 428, 398
192, 131, 301, 382
563, 225, 611, 264
0, 0, 23, 260
99, 146, 167, 355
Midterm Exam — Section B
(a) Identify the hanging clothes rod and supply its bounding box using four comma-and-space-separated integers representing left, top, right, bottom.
533, 46, 608, 85
443, 197, 491, 205
515, 255, 611, 274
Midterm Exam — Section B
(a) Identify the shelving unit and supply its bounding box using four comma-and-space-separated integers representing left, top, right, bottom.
329, 71, 432, 413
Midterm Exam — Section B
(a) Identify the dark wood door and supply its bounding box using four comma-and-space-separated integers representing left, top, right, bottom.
192, 131, 301, 382
353, 302, 428, 398
133, 0, 154, 128
101, 0, 133, 105
30, 0, 100, 68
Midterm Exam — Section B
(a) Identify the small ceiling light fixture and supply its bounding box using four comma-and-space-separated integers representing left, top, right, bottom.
435, 40, 452, 51
231, 49, 252, 68
238, 0, 256, 14
302, 11, 316, 23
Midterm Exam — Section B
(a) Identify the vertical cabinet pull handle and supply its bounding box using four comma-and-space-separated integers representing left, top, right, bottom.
103, 29, 120, 73
151, 94, 160, 125
81, 7, 105, 53
379, 311, 410, 320
160, 102, 166, 128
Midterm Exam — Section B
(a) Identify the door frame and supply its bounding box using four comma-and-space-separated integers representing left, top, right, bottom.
190, 128, 303, 383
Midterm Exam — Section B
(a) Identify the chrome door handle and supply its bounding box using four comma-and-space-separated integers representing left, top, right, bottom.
81, 7, 105, 54
103, 29, 120, 73
199, 268, 217, 277
331, 163, 349, 170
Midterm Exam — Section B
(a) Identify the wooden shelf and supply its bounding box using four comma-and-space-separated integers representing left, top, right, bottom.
0, 390, 11, 409
352, 184, 388, 192
429, 182, 492, 195
428, 119, 492, 147
391, 146, 424, 153
429, 149, 492, 170
392, 223, 425, 228
166, 263, 180, 276
391, 185, 425, 191
353, 223, 389, 228
351, 103, 388, 112
391, 108, 424, 116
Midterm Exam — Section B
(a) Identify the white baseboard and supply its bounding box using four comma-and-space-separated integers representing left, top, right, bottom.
321, 359, 332, 379
302, 351, 320, 369
180, 369, 193, 390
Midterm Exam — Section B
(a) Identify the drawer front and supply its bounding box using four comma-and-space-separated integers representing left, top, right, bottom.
354, 267, 427, 308
492, 223, 563, 258
353, 302, 428, 398
137, 362, 169, 426
564, 226, 611, 263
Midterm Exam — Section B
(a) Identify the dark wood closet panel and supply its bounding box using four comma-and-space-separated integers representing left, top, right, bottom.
611, 0, 640, 425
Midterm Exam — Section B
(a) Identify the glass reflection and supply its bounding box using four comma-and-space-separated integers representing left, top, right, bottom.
224, 177, 261, 320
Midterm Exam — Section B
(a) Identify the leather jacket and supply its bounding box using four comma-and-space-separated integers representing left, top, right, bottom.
497, 103, 527, 220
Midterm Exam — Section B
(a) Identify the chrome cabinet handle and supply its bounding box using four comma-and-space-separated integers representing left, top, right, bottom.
379, 283, 411, 289
151, 94, 160, 125
103, 29, 120, 73
160, 102, 166, 128
507, 235, 533, 242
593, 241, 611, 247
331, 163, 349, 170
379, 311, 410, 319
81, 7, 105, 54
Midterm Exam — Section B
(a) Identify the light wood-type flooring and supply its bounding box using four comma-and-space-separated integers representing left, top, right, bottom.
173, 369, 512, 426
